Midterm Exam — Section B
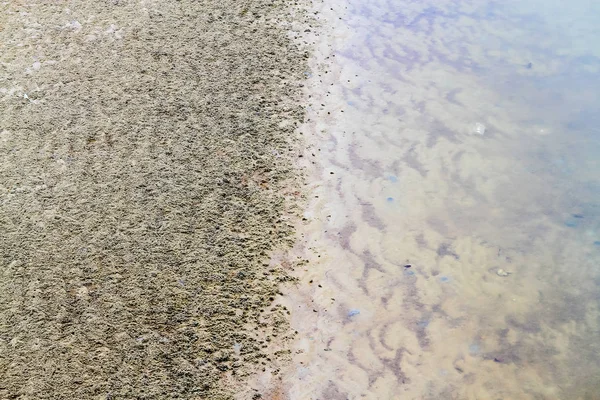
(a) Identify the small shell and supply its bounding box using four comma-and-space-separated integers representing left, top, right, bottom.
496, 268, 511, 277
472, 122, 486, 135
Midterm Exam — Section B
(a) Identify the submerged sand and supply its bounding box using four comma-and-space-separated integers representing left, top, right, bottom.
0, 1, 311, 398
278, 1, 600, 399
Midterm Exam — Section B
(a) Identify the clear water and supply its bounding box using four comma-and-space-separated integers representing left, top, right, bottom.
283, 0, 600, 398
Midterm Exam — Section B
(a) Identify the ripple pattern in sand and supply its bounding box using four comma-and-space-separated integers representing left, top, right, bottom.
282, 0, 600, 398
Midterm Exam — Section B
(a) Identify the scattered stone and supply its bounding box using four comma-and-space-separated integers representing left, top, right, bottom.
348, 309, 360, 317
472, 122, 486, 135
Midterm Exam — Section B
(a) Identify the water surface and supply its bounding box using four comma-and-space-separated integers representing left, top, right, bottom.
284, 0, 600, 398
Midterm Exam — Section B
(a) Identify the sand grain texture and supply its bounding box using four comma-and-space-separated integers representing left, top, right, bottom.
0, 1, 309, 398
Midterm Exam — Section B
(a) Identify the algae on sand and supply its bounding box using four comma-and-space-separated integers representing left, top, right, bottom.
0, 0, 308, 398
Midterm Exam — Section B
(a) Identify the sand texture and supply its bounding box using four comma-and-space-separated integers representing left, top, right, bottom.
0, 1, 310, 398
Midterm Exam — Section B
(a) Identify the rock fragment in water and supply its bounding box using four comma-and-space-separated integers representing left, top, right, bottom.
496, 268, 511, 277
348, 309, 360, 317
471, 122, 486, 135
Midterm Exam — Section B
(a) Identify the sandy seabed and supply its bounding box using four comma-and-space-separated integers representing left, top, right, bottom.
274, 1, 600, 399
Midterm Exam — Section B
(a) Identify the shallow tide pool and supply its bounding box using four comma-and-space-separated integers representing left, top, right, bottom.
281, 0, 600, 398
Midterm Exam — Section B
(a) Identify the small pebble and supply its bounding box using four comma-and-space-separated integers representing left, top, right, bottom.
496, 269, 510, 277
472, 122, 486, 135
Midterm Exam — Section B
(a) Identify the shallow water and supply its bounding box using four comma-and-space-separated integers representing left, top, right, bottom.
283, 0, 600, 398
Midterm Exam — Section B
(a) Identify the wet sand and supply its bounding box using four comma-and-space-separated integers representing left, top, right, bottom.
0, 1, 311, 398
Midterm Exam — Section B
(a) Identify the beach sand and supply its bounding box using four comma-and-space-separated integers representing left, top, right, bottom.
0, 1, 311, 398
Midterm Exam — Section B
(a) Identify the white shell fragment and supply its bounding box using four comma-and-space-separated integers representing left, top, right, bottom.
472, 122, 486, 135
496, 268, 511, 277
